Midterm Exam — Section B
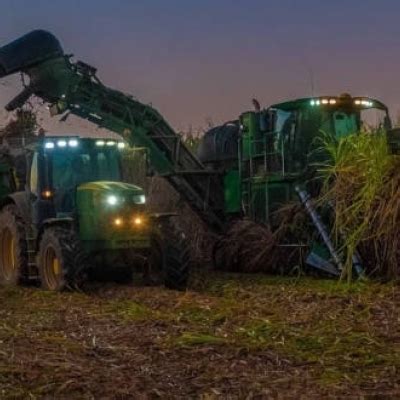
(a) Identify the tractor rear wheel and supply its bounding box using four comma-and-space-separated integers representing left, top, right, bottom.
38, 227, 88, 291
0, 205, 27, 286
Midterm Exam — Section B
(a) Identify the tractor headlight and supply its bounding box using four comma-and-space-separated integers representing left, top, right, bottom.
133, 194, 146, 204
106, 195, 119, 206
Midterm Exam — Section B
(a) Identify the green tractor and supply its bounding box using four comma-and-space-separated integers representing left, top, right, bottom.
0, 135, 189, 290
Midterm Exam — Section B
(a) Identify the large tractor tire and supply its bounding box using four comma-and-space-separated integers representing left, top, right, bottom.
0, 205, 28, 285
38, 227, 88, 291
145, 218, 190, 291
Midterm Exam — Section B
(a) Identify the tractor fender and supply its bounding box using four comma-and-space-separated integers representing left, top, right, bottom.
35, 217, 75, 253
0, 192, 30, 223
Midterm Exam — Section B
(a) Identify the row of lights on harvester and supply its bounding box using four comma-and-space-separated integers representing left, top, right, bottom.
310, 98, 374, 107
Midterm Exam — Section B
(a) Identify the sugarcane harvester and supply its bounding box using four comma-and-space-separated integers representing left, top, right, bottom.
0, 30, 393, 284
198, 95, 392, 276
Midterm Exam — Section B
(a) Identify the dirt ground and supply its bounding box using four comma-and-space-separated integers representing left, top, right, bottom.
0, 274, 399, 399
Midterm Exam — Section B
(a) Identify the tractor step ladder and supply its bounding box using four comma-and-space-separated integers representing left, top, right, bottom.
26, 234, 38, 280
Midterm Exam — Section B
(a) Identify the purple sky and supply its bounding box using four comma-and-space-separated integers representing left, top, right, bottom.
1, 0, 400, 133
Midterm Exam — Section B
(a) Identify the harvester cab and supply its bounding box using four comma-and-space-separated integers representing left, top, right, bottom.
267, 94, 391, 170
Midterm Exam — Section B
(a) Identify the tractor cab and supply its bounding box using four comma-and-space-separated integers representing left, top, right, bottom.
32, 137, 124, 215
28, 136, 148, 251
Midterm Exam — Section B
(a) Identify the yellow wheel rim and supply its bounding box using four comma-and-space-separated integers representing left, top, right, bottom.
0, 228, 17, 281
44, 246, 62, 290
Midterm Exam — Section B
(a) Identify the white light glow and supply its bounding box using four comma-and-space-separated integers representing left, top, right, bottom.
45, 142, 55, 149
117, 142, 126, 149
96, 140, 105, 146
107, 195, 118, 206
57, 140, 67, 147
133, 194, 146, 204
68, 139, 79, 147
106, 141, 116, 146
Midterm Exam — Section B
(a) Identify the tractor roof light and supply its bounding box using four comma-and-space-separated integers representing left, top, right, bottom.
117, 142, 126, 149
44, 141, 55, 149
57, 140, 67, 147
106, 141, 116, 146
96, 140, 105, 146
68, 139, 79, 147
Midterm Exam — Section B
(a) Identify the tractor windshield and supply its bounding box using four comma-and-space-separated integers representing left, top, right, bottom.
49, 144, 121, 190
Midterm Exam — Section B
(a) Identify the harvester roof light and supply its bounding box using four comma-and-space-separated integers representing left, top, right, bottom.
329, 99, 337, 105
45, 142, 55, 149
355, 100, 362, 105
57, 140, 67, 147
68, 139, 79, 147
106, 141, 116, 146
117, 142, 126, 149
315, 100, 321, 105
310, 100, 316, 106
96, 140, 105, 146
322, 99, 329, 104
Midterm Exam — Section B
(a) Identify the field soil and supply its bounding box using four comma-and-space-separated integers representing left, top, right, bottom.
0, 274, 399, 399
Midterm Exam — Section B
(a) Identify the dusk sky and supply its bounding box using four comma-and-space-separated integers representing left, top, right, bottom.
0, 0, 400, 132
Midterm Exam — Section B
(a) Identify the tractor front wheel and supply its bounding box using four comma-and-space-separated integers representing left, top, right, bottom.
38, 227, 87, 291
0, 205, 27, 286
144, 218, 190, 291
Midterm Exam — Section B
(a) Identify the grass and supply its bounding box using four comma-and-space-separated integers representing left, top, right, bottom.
0, 275, 399, 397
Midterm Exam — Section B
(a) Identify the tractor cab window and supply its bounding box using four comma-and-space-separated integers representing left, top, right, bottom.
45, 143, 122, 212
50, 148, 121, 191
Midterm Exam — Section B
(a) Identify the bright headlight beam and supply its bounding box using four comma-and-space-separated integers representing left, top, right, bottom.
133, 194, 146, 204
107, 195, 119, 206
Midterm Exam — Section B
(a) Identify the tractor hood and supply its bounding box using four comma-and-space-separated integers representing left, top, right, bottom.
77, 181, 144, 197
76, 181, 149, 246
